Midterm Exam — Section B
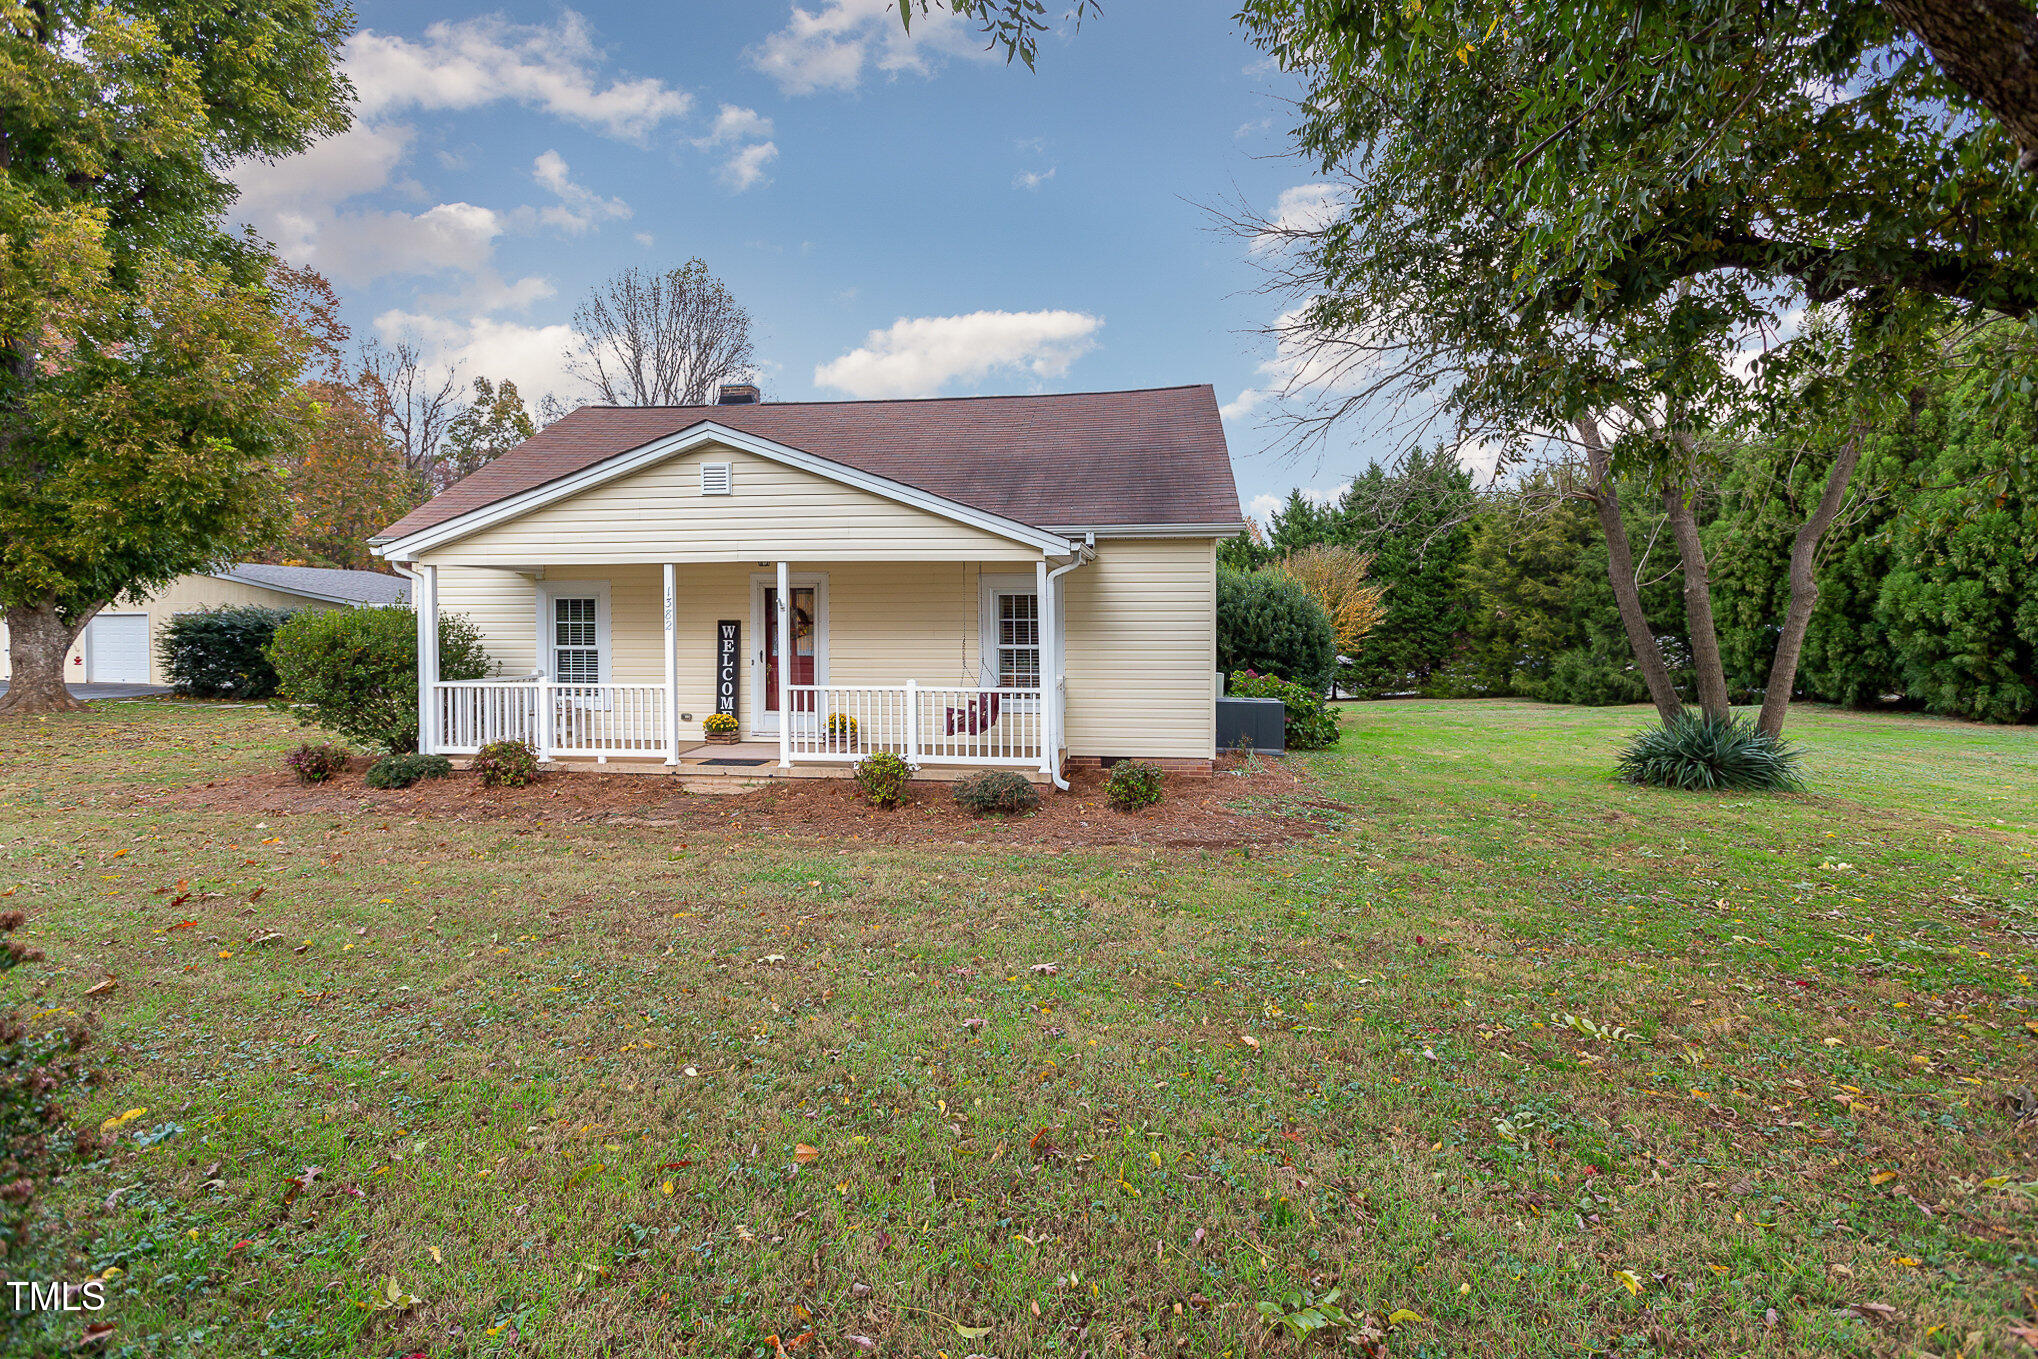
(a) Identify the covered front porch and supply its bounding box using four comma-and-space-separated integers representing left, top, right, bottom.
409, 556, 1073, 780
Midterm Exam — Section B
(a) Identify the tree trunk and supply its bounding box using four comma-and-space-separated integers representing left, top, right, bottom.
1576, 417, 1685, 726
1757, 432, 1866, 738
1661, 479, 1732, 720
0, 602, 96, 715
1884, 0, 2038, 174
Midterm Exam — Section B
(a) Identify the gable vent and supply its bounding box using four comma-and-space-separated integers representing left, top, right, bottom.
700, 462, 733, 496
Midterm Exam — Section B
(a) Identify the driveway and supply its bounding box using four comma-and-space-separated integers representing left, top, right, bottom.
0, 681, 170, 700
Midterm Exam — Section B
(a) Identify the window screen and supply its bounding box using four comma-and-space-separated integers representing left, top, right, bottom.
994, 591, 1040, 688
552, 596, 600, 684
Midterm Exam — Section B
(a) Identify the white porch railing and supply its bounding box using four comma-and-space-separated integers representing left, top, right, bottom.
430, 679, 1043, 768
785, 682, 1043, 767
433, 680, 667, 759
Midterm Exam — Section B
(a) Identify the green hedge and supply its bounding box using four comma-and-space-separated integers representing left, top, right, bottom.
1228, 669, 1341, 749
159, 605, 298, 699
1216, 568, 1336, 694
268, 605, 490, 753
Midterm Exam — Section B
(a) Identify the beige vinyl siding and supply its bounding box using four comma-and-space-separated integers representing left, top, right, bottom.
427, 540, 1221, 761
424, 444, 1033, 566
1061, 538, 1217, 760
0, 575, 344, 685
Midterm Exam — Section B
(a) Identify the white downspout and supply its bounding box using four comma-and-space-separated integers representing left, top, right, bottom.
1043, 545, 1091, 791
391, 561, 432, 753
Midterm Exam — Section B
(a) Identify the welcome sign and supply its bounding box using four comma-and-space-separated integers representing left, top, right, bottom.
716, 620, 740, 716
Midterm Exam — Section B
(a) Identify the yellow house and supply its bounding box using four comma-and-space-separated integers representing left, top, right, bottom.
369, 385, 1244, 785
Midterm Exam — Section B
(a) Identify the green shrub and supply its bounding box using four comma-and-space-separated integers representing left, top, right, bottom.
1217, 568, 1337, 694
364, 752, 453, 790
473, 738, 540, 788
268, 605, 490, 752
283, 741, 350, 784
1105, 760, 1164, 810
952, 768, 1041, 815
159, 605, 297, 699
1228, 670, 1341, 749
852, 751, 916, 808
1616, 712, 1805, 792
1, 907, 93, 1262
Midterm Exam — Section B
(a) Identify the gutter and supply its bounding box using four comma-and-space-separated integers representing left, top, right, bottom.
1043, 539, 1093, 792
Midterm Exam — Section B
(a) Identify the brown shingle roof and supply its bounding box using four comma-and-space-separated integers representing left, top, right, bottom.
374, 384, 1242, 545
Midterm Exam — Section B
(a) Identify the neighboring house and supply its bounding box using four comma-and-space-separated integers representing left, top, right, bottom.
370, 385, 1244, 782
0, 564, 409, 687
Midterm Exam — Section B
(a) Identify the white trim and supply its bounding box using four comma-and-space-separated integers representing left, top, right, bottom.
534, 579, 612, 683
662, 563, 679, 765
1040, 523, 1245, 538
372, 421, 1077, 559
977, 572, 1043, 704
747, 570, 828, 739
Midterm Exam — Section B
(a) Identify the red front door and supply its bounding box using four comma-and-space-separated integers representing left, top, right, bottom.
763, 585, 816, 715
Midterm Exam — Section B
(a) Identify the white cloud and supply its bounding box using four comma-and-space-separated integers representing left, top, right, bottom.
751, 0, 987, 95
347, 11, 691, 141
234, 121, 413, 216
528, 150, 632, 234
1013, 166, 1056, 190
815, 309, 1103, 399
375, 309, 583, 413
696, 103, 776, 145
1223, 300, 1384, 426
719, 141, 780, 193
1252, 183, 1347, 253
269, 201, 505, 287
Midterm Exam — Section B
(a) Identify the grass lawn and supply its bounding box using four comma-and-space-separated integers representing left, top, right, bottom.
3, 697, 2035, 1358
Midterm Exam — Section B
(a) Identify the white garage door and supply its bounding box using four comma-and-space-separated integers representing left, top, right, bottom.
86, 614, 151, 684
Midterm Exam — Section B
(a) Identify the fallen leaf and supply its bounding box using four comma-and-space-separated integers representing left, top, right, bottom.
1871, 1170, 1898, 1185
84, 978, 116, 997
844, 1337, 876, 1353
1239, 1034, 1260, 1051
794, 1144, 820, 1164
1387, 1308, 1425, 1325
1030, 962, 1060, 975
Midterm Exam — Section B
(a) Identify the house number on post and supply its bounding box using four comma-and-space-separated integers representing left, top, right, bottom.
716, 620, 740, 716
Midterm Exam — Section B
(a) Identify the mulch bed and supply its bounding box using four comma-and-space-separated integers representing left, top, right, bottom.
153, 755, 1343, 851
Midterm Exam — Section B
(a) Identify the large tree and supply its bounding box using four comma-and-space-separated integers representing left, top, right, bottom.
565, 261, 757, 407
0, 0, 351, 713
442, 376, 536, 484
1227, 0, 2038, 737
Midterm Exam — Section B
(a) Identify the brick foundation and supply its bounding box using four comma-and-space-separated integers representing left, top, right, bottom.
1062, 755, 1215, 777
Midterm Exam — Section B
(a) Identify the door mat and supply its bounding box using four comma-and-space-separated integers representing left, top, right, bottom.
695, 758, 772, 767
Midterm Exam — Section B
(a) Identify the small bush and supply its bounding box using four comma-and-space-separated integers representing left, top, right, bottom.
268, 605, 490, 752
1217, 567, 1338, 693
1, 908, 94, 1261
473, 738, 539, 788
1616, 712, 1805, 792
1105, 760, 1164, 810
364, 752, 454, 790
284, 741, 350, 784
852, 751, 915, 808
702, 712, 738, 735
1228, 670, 1340, 749
160, 605, 298, 699
952, 768, 1041, 815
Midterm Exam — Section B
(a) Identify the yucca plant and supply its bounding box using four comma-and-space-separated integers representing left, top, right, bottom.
1616, 711, 1805, 792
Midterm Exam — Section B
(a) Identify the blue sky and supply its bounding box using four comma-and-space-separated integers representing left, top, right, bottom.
233, 0, 1367, 523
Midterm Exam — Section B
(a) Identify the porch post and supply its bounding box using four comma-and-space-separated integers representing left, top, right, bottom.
662, 562, 679, 766
417, 563, 439, 755
1035, 556, 1053, 779
776, 560, 792, 768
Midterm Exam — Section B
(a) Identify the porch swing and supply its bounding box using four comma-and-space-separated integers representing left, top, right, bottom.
944, 638, 1002, 738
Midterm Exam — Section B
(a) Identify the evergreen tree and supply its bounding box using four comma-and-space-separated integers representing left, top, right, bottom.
1458, 476, 1601, 696
1335, 448, 1475, 696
